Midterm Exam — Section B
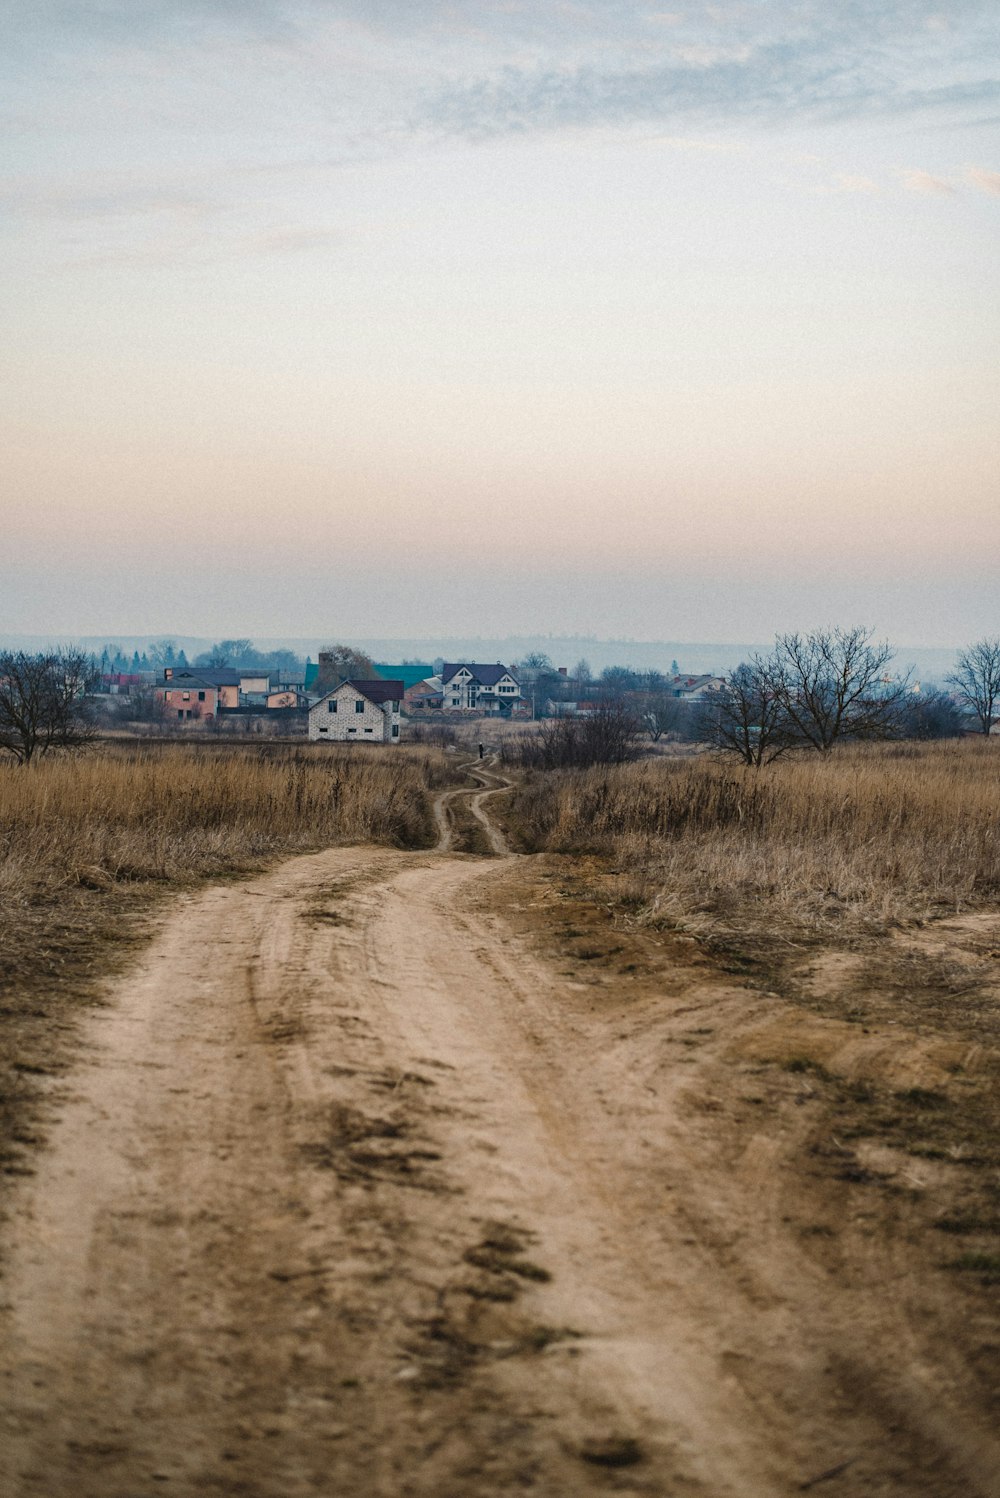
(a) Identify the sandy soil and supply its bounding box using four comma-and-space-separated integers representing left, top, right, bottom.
1, 764, 998, 1497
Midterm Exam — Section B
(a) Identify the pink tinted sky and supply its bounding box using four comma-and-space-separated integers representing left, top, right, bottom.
3, 2, 999, 645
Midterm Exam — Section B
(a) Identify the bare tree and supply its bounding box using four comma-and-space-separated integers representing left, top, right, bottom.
598, 665, 640, 696
504, 699, 639, 769
898, 686, 965, 740
948, 638, 1000, 735
642, 693, 684, 743
0, 650, 98, 764
147, 638, 179, 668
196, 638, 255, 669
110, 684, 169, 730
772, 627, 908, 752
314, 644, 379, 694
702, 657, 794, 765
515, 651, 554, 675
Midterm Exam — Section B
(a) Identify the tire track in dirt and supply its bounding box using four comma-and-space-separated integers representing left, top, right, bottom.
1, 772, 997, 1496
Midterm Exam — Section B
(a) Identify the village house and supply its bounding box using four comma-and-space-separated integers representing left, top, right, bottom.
162, 666, 270, 709
308, 679, 404, 744
266, 688, 307, 711
440, 663, 522, 714
403, 676, 444, 712
97, 672, 148, 696
669, 674, 726, 701
157, 676, 219, 721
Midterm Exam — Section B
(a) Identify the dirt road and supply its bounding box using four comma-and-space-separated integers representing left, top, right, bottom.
1, 764, 997, 1497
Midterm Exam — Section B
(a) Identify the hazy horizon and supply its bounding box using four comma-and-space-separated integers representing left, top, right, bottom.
5, 3, 998, 641
0, 628, 965, 684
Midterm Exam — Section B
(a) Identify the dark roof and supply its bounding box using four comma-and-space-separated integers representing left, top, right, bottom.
339, 678, 404, 705
167, 668, 241, 686
441, 662, 517, 688
159, 675, 216, 692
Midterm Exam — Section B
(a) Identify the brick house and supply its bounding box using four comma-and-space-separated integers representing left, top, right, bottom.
403, 676, 444, 711
308, 679, 404, 744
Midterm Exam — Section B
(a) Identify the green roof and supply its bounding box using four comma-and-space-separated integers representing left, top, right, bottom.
374, 662, 435, 690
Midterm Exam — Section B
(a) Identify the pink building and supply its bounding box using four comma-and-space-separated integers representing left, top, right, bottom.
156, 678, 218, 721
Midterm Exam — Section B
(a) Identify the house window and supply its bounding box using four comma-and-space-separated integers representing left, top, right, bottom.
182, 691, 190, 701
391, 724, 399, 738
348, 727, 357, 734
451, 698, 460, 706
177, 710, 184, 720
319, 725, 328, 733
355, 699, 365, 713
198, 691, 205, 701
328, 700, 337, 713
364, 727, 373, 734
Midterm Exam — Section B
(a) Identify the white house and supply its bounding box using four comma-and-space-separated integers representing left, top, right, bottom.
440, 663, 522, 714
670, 674, 726, 702
308, 679, 404, 744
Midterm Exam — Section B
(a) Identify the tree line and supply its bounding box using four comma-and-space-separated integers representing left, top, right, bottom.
705, 629, 999, 765
1, 631, 997, 766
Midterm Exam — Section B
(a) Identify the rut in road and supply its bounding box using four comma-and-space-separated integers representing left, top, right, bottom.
1, 760, 997, 1498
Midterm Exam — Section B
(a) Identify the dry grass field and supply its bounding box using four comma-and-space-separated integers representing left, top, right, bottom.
2, 734, 1000, 1491
0, 741, 456, 1192
502, 737, 1000, 937
495, 737, 1000, 1297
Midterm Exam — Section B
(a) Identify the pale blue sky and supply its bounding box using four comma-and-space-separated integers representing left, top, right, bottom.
3, 1, 998, 644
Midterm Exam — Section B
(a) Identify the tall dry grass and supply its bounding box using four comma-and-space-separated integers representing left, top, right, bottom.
0, 741, 456, 1016
0, 738, 457, 1190
0, 742, 451, 905
503, 738, 1000, 937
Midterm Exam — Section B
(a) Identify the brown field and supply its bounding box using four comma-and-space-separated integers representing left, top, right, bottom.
501, 736, 1000, 938
2, 734, 1000, 1493
495, 737, 1000, 1303
0, 741, 456, 1190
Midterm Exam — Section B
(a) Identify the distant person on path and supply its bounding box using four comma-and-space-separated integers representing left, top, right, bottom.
478, 742, 484, 759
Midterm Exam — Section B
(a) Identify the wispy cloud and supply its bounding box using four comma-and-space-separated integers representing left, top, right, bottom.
966, 164, 1000, 193
900, 168, 956, 194
419, 43, 1000, 142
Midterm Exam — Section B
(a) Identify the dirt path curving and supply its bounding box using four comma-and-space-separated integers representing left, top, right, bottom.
1, 771, 997, 1496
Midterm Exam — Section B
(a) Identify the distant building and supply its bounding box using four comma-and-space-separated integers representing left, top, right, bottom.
669, 674, 725, 701
156, 676, 219, 722
403, 676, 444, 711
162, 667, 270, 710
99, 672, 145, 695
440, 663, 522, 714
545, 700, 595, 717
308, 679, 404, 744
266, 689, 307, 711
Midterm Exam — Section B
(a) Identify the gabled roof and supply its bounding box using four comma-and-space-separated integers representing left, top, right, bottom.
441, 662, 518, 687
313, 678, 404, 707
